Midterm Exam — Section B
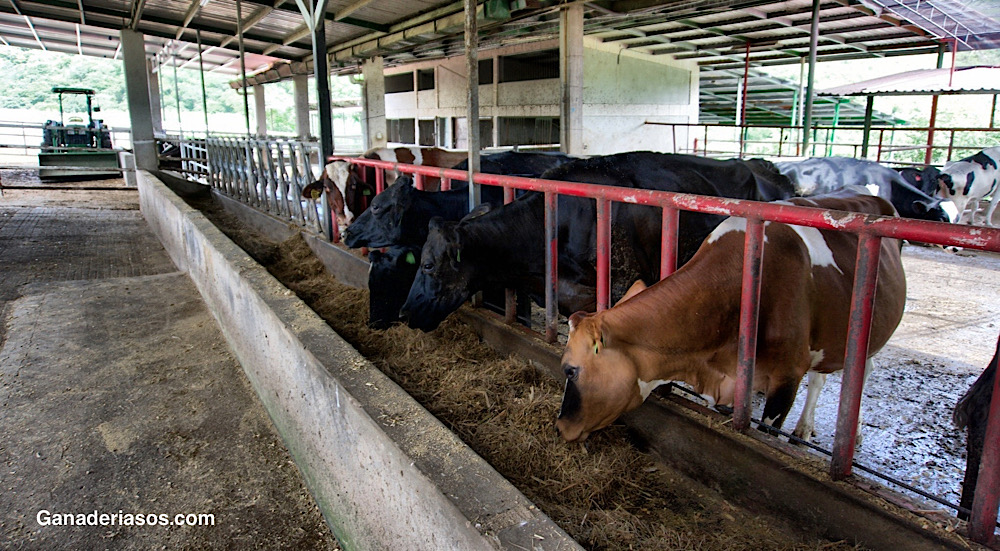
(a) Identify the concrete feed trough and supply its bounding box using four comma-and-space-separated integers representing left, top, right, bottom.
137, 171, 580, 551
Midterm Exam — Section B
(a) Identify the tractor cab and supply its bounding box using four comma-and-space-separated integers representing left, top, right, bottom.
39, 87, 118, 179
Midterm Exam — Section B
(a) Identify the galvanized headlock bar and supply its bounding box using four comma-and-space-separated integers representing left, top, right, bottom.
333, 155, 1000, 544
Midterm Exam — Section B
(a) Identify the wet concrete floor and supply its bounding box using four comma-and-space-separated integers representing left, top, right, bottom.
0, 181, 338, 549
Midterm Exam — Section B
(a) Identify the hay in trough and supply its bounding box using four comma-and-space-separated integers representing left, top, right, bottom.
191, 193, 863, 551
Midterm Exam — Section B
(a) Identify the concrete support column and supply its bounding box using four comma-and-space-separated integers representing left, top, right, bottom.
559, 4, 584, 155
253, 84, 267, 138
362, 57, 386, 149
147, 59, 163, 136
293, 74, 311, 140
121, 29, 157, 171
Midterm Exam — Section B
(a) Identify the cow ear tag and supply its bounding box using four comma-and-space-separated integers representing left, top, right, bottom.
593, 342, 600, 355
311, 190, 321, 200
456, 250, 461, 263
363, 189, 371, 195
405, 252, 416, 265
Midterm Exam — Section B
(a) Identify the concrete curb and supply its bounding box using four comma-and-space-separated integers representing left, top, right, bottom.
137, 171, 581, 551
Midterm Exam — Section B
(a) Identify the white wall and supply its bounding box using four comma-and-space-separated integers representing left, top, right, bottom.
381, 37, 698, 153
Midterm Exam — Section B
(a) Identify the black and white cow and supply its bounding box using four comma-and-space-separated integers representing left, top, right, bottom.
897, 165, 941, 198
776, 157, 958, 223
937, 146, 1000, 226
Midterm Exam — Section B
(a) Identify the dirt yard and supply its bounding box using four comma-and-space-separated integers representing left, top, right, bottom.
784, 243, 1000, 510
0, 170, 340, 551
189, 188, 997, 549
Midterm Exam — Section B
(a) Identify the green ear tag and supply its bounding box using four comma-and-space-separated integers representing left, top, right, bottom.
456, 250, 461, 263
405, 251, 416, 265
593, 343, 599, 355
363, 189, 372, 195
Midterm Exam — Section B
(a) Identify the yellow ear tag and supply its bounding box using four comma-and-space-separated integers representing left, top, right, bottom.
593, 342, 599, 355
311, 190, 321, 200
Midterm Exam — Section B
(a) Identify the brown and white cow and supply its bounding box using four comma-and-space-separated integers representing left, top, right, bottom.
311, 147, 468, 229
555, 190, 907, 443
300, 164, 355, 231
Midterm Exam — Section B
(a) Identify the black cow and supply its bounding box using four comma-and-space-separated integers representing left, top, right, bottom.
777, 157, 958, 223
954, 335, 1000, 520
449, 150, 575, 186
400, 151, 796, 332
897, 165, 942, 198
342, 175, 479, 249
342, 151, 574, 249
368, 245, 422, 330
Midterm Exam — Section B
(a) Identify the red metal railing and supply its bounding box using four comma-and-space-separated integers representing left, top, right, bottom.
334, 155, 1000, 543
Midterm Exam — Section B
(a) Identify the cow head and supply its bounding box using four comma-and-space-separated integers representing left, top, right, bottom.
325, 161, 375, 226
912, 197, 959, 224
367, 246, 420, 330
399, 213, 483, 332
342, 176, 416, 248
302, 175, 348, 230
556, 311, 645, 443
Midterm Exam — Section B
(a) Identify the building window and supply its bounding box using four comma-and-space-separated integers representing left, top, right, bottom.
498, 50, 559, 83
478, 59, 494, 85
385, 72, 414, 94
497, 117, 559, 146
387, 118, 416, 143
452, 118, 494, 149
418, 119, 436, 146
417, 69, 435, 91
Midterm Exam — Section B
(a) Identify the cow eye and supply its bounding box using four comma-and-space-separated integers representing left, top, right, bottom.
421, 262, 434, 273
564, 365, 578, 380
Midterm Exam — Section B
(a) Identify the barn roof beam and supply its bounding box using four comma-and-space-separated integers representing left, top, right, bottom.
7, 0, 45, 51
129, 0, 147, 31
0, 2, 302, 61
240, 0, 389, 32
700, 43, 941, 70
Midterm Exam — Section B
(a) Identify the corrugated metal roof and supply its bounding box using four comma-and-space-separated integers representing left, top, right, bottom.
818, 66, 1000, 96
2, 0, 999, 78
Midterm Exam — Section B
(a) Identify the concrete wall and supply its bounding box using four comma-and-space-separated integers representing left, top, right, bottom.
381, 39, 697, 153
137, 172, 581, 551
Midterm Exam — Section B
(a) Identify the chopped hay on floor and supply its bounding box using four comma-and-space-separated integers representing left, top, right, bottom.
191, 193, 863, 551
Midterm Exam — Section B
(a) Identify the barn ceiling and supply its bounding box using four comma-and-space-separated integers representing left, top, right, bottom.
0, 0, 995, 125
1, 0, 998, 75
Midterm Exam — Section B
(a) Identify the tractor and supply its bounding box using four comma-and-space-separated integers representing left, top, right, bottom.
38, 87, 119, 179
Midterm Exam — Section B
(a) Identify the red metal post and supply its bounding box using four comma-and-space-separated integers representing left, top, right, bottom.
375, 167, 385, 195
596, 198, 611, 311
734, 217, 766, 431
876, 129, 885, 162
504, 185, 517, 324
926, 95, 940, 165
414, 172, 425, 191
970, 335, 1000, 543
831, 232, 882, 479
544, 191, 559, 343
441, 177, 451, 191
660, 207, 679, 279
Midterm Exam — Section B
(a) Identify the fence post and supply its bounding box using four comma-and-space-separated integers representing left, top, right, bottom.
734, 217, 766, 432
831, 232, 882, 480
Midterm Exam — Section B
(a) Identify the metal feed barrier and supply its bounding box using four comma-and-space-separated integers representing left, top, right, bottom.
336, 155, 1000, 545
175, 137, 331, 240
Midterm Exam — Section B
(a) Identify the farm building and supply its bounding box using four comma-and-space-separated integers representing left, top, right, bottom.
1, 0, 1000, 549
